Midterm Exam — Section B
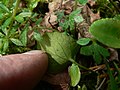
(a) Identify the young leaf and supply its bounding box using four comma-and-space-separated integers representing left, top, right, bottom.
40, 32, 79, 64
35, 17, 42, 25
74, 15, 84, 23
77, 38, 91, 46
19, 12, 32, 17
20, 29, 28, 46
89, 19, 120, 48
69, 64, 81, 87
15, 15, 24, 23
2, 17, 11, 29
0, 3, 9, 13
3, 39, 9, 52
33, 30, 43, 42
10, 38, 23, 46
82, 84, 87, 90
77, 85, 82, 90
78, 0, 88, 5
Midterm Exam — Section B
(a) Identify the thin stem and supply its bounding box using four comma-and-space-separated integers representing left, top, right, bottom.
69, 58, 92, 71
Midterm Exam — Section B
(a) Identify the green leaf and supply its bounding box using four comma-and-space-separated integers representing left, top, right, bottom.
77, 85, 82, 90
69, 64, 81, 87
19, 12, 32, 17
82, 84, 87, 90
15, 15, 24, 23
40, 32, 79, 73
10, 38, 23, 46
78, 0, 88, 5
80, 43, 109, 64
95, 44, 110, 58
89, 19, 120, 48
20, 29, 28, 46
0, 39, 3, 49
3, 39, 9, 52
0, 3, 9, 13
2, 17, 11, 29
35, 17, 42, 25
0, 13, 3, 19
77, 38, 91, 46
113, 15, 120, 20
106, 63, 119, 90
69, 9, 81, 19
40, 32, 79, 64
33, 30, 43, 42
74, 15, 84, 23
0, 32, 5, 37
80, 45, 93, 56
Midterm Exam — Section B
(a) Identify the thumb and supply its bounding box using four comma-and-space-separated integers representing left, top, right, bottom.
0, 50, 48, 90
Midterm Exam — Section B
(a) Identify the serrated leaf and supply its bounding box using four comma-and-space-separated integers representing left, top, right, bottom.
20, 29, 28, 46
69, 64, 81, 87
89, 19, 120, 48
77, 38, 91, 46
40, 32, 79, 64
10, 38, 23, 46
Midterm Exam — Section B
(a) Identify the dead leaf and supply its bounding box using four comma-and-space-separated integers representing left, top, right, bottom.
88, 0, 96, 6
42, 70, 70, 90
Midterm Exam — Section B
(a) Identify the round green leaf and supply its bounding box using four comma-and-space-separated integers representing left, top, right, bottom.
89, 19, 120, 48
40, 32, 79, 73
77, 38, 91, 46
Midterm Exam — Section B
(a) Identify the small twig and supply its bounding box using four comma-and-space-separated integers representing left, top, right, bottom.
69, 58, 93, 71
96, 78, 106, 90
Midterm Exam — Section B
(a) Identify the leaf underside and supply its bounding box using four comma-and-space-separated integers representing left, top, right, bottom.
40, 32, 79, 73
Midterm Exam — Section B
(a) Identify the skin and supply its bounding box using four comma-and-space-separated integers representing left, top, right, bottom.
0, 50, 48, 90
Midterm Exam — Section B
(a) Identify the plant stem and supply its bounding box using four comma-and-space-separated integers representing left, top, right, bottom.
69, 58, 92, 71
8, 0, 20, 33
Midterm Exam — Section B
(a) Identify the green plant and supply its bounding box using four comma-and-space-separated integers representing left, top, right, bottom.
88, 17, 120, 90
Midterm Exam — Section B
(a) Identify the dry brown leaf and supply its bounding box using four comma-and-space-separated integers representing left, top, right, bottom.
89, 11, 100, 23
42, 70, 70, 90
88, 0, 96, 6
108, 48, 118, 61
